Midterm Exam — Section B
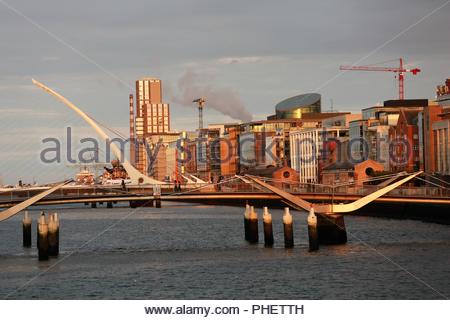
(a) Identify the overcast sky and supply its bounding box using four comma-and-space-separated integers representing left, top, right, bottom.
1, 0, 449, 184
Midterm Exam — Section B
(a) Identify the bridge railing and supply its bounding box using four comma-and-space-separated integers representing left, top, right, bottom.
0, 185, 138, 203
294, 184, 450, 198
1, 180, 450, 204
240, 176, 450, 199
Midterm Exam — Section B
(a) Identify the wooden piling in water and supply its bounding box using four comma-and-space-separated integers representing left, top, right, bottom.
107, 202, 113, 208
283, 207, 294, 248
244, 204, 250, 241
22, 211, 32, 248
248, 206, 259, 244
91, 202, 97, 208
262, 207, 274, 248
48, 213, 59, 257
307, 207, 319, 252
36, 211, 44, 248
155, 196, 161, 208
154, 185, 162, 208
37, 213, 49, 261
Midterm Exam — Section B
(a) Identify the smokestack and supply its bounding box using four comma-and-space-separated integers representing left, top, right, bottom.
172, 69, 253, 123
129, 94, 135, 166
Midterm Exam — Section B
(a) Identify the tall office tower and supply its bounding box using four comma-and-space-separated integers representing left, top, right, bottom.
132, 77, 171, 174
129, 94, 135, 166
136, 78, 170, 134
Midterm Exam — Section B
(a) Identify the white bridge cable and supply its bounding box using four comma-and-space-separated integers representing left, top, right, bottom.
422, 172, 450, 188
244, 174, 329, 188
413, 176, 450, 190
170, 176, 243, 196
331, 172, 411, 188
89, 116, 128, 141
245, 171, 409, 188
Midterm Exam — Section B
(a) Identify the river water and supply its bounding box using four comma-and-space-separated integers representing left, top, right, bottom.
0, 203, 449, 299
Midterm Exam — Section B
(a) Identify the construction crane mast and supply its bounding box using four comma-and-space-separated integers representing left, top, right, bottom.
193, 98, 206, 130
340, 58, 421, 100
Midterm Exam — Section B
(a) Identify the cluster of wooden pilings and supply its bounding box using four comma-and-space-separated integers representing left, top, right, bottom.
243, 204, 347, 251
22, 211, 60, 261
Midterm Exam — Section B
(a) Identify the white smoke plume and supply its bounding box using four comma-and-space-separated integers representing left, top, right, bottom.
170, 69, 253, 122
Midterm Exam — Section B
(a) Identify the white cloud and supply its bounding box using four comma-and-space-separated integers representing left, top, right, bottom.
217, 56, 264, 64
0, 150, 36, 161
0, 85, 36, 91
0, 107, 60, 118
42, 56, 61, 62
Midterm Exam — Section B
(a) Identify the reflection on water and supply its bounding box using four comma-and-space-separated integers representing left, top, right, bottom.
0, 203, 449, 299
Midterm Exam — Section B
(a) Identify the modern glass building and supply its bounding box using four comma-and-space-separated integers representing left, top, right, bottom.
275, 93, 321, 119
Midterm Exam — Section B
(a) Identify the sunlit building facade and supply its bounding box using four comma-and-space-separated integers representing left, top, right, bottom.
431, 79, 450, 175
290, 127, 349, 184
130, 77, 172, 175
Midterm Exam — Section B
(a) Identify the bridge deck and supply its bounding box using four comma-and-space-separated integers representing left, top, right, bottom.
1, 191, 450, 209
1, 178, 450, 209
